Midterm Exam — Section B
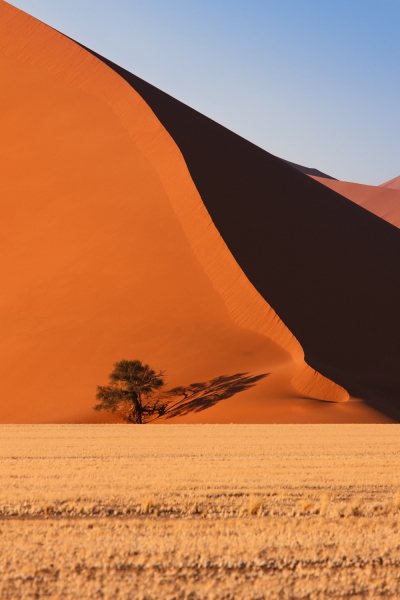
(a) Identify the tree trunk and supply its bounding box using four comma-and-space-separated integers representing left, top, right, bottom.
137, 391, 143, 424
130, 391, 143, 424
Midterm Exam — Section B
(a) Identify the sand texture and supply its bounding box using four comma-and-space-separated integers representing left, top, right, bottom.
1, 424, 400, 599
312, 176, 400, 229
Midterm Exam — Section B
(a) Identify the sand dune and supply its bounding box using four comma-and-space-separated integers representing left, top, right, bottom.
0, 2, 358, 425
312, 176, 400, 229
0, 2, 399, 423
87, 46, 400, 420
380, 175, 400, 190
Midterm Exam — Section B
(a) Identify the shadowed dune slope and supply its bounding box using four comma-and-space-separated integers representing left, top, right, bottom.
79, 49, 400, 420
1, 2, 367, 424
380, 175, 400, 191
283, 160, 336, 180
312, 177, 400, 229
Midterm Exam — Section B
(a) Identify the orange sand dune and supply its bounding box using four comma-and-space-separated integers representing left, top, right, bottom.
1, 2, 372, 424
89, 52, 400, 420
380, 175, 400, 191
312, 177, 400, 229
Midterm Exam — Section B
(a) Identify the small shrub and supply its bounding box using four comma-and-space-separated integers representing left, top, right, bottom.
349, 497, 364, 517
319, 493, 330, 516
248, 496, 262, 516
298, 497, 314, 514
141, 498, 154, 514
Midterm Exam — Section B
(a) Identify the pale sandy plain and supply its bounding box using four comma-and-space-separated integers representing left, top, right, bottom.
1, 424, 400, 599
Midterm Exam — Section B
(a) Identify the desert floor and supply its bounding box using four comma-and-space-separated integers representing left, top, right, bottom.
1, 424, 400, 599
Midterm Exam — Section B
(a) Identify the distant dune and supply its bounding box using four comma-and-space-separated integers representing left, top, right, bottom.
0, 2, 399, 423
312, 177, 400, 229
283, 160, 337, 180
379, 175, 400, 191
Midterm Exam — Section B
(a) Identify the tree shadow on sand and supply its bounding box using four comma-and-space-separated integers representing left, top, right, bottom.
154, 372, 269, 420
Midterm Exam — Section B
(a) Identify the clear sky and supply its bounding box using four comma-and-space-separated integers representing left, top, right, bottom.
6, 0, 400, 185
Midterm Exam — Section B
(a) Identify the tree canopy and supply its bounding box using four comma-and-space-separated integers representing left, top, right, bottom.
94, 360, 166, 424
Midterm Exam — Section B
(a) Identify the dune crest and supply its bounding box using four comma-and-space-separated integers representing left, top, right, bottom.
379, 175, 400, 191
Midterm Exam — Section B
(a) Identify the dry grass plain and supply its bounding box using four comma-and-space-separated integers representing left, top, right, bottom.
1, 424, 400, 599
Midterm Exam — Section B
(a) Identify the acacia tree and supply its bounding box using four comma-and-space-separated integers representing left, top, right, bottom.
94, 360, 166, 424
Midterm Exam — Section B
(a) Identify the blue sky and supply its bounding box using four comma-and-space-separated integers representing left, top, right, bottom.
7, 0, 400, 184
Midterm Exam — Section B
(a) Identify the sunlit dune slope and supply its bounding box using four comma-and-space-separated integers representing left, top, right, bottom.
312, 176, 400, 229
380, 175, 400, 191
0, 2, 362, 424
81, 45, 400, 420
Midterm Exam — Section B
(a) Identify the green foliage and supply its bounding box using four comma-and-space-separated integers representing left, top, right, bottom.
94, 360, 166, 424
